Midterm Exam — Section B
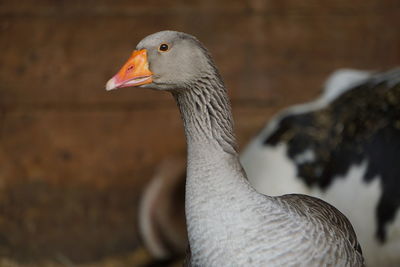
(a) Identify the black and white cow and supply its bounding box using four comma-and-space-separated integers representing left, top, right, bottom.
241, 68, 400, 266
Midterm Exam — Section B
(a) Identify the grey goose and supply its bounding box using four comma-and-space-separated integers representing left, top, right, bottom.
106, 31, 365, 267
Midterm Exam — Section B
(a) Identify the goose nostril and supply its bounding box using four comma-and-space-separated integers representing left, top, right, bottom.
127, 66, 134, 72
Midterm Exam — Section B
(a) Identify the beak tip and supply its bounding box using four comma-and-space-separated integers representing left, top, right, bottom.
105, 78, 117, 91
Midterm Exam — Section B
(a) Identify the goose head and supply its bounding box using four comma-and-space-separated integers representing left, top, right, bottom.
106, 31, 215, 91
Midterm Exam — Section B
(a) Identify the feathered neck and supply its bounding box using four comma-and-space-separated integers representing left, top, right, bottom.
172, 73, 237, 157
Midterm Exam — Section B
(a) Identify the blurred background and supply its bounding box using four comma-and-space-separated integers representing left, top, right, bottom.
0, 0, 399, 266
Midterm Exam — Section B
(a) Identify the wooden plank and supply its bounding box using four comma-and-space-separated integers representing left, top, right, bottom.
1, 12, 399, 107
1, 0, 398, 16
0, 109, 185, 261
0, 109, 185, 184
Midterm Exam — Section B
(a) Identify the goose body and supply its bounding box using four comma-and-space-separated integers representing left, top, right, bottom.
106, 31, 364, 266
241, 68, 400, 266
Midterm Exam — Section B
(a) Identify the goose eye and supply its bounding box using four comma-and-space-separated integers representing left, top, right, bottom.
159, 43, 169, 52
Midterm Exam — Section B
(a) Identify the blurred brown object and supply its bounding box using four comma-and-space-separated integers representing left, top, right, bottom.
139, 157, 187, 260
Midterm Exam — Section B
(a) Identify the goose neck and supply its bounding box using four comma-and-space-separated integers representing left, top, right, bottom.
172, 75, 237, 157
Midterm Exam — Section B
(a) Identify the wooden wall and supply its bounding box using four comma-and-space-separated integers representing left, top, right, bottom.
0, 0, 399, 265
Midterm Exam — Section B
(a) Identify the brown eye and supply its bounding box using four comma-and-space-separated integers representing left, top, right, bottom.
159, 43, 169, 52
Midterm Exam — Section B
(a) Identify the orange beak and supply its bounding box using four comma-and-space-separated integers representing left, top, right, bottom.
105, 49, 153, 91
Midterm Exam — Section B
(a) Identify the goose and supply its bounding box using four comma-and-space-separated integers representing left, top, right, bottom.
106, 31, 365, 266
